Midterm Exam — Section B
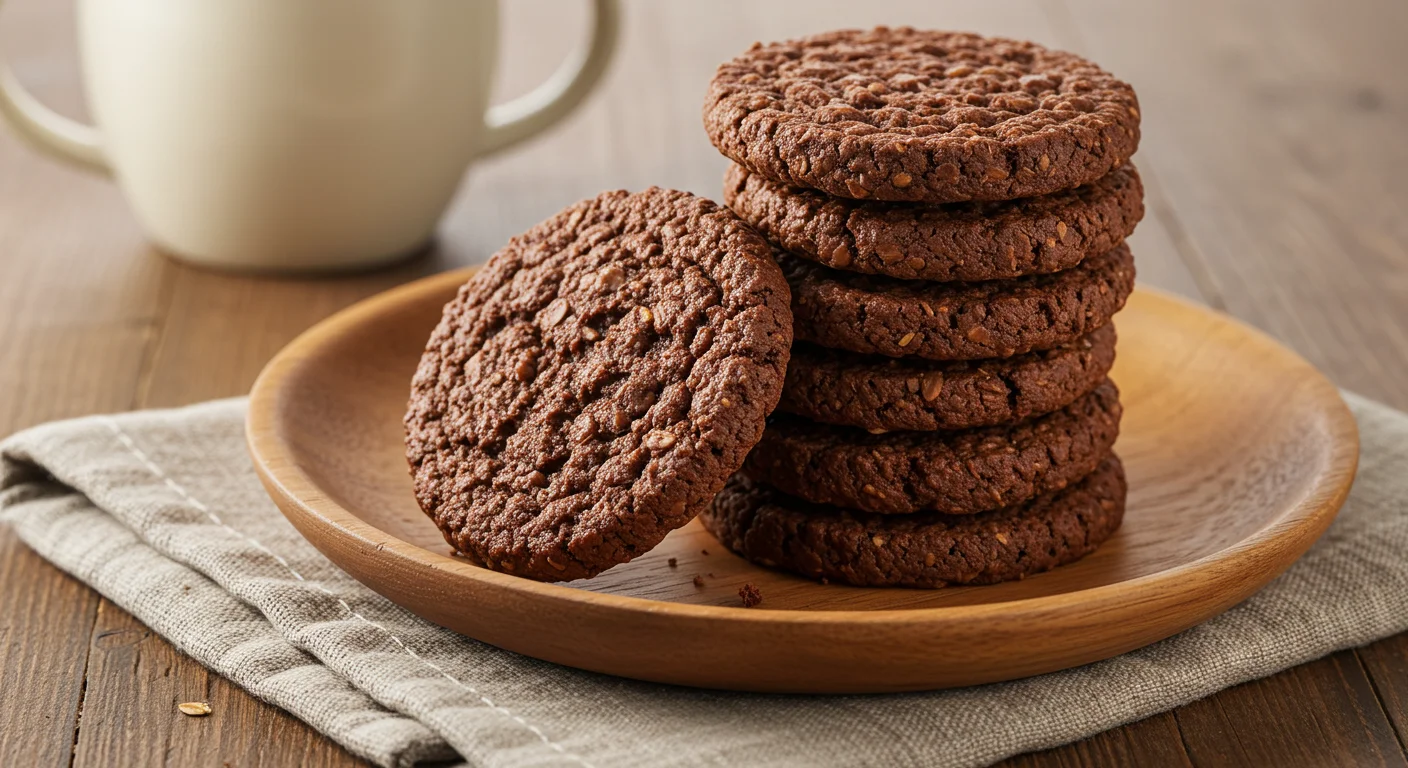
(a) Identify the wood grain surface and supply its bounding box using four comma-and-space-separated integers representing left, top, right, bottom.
0, 0, 1404, 763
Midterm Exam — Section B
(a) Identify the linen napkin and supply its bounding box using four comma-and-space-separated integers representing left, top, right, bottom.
2, 393, 1404, 768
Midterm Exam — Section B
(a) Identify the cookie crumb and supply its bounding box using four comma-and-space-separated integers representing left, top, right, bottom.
739, 583, 763, 607
667, 557, 678, 568
692, 574, 706, 588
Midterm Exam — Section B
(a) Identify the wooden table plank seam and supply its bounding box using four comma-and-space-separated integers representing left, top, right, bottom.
129, 262, 180, 412
1361, 637, 1408, 766
68, 644, 92, 768
1170, 712, 1199, 768
1355, 649, 1408, 759
1138, 169, 1231, 311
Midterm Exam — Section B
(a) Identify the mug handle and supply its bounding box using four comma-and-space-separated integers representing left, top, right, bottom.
475, 0, 620, 158
0, 0, 109, 176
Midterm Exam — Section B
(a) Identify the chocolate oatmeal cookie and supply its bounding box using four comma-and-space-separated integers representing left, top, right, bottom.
789, 243, 1133, 360
723, 163, 1143, 281
405, 188, 793, 581
746, 379, 1121, 515
780, 324, 1116, 431
702, 455, 1127, 587
704, 28, 1141, 203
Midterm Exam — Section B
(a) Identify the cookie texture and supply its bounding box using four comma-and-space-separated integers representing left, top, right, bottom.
702, 455, 1126, 588
789, 243, 1133, 360
747, 379, 1121, 515
724, 163, 1143, 281
704, 28, 1141, 203
781, 324, 1116, 431
405, 188, 793, 582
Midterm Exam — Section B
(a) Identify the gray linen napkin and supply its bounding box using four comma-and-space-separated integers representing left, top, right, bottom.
2, 393, 1404, 768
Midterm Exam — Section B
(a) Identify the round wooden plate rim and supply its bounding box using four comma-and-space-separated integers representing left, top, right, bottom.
246, 268, 1359, 630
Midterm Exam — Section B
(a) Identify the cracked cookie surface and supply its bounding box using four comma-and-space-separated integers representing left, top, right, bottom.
747, 379, 1121, 515
723, 163, 1143, 282
704, 27, 1141, 203
788, 243, 1133, 360
781, 324, 1115, 431
405, 188, 793, 581
702, 455, 1126, 588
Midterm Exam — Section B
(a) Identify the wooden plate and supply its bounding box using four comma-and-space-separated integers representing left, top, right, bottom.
247, 269, 1358, 693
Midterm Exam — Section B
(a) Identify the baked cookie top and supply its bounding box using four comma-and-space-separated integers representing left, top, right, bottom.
724, 163, 1143, 282
705, 27, 1141, 203
405, 188, 793, 581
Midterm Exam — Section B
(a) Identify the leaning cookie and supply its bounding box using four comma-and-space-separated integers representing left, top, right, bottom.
781, 324, 1116, 432
747, 379, 1121, 515
724, 164, 1144, 282
705, 28, 1141, 203
405, 188, 792, 582
702, 455, 1127, 588
788, 243, 1134, 360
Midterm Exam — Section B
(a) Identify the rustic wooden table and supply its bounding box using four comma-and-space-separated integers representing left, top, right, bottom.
2, 0, 1405, 765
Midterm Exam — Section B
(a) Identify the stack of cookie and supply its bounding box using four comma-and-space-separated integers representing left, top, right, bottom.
699, 28, 1143, 587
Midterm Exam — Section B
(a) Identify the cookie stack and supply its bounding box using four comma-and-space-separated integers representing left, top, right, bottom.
699, 28, 1143, 587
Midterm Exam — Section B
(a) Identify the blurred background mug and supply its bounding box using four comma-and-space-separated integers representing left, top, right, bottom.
0, 0, 619, 272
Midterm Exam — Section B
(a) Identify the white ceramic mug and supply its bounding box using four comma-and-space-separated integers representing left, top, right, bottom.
0, 0, 618, 271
